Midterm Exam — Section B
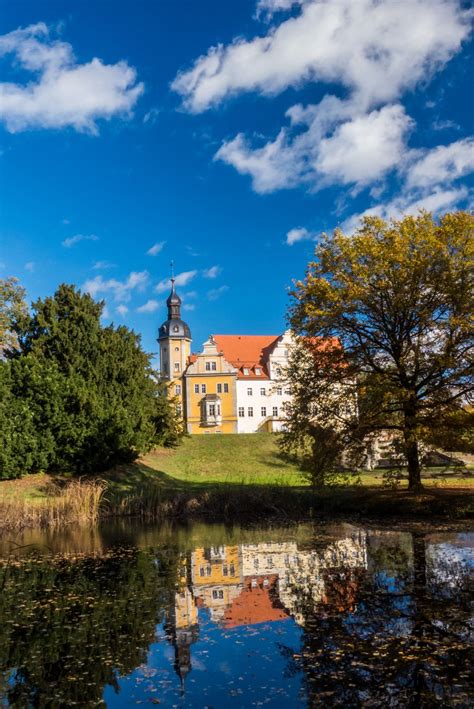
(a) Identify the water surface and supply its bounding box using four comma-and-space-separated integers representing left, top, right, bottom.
1, 522, 472, 707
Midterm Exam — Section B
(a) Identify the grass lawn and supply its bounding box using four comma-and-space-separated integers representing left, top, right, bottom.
1, 434, 473, 530
110, 433, 473, 491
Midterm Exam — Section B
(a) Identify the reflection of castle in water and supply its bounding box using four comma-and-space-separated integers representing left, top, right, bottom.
165, 527, 368, 683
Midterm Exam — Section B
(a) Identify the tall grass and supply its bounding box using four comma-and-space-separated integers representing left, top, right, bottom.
0, 479, 106, 532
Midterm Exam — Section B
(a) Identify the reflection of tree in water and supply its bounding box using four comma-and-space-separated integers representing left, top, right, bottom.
281, 532, 472, 707
0, 547, 181, 707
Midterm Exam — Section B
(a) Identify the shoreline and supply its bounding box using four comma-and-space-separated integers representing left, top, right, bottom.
1, 480, 472, 533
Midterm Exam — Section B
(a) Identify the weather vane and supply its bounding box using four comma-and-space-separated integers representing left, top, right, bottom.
170, 260, 175, 282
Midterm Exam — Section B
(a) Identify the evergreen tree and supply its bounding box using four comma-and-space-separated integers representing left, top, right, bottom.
1, 284, 182, 478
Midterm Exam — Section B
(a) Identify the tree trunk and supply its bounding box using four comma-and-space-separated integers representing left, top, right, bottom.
404, 402, 423, 491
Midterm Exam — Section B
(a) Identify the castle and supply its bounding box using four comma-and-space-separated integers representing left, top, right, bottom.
158, 278, 294, 434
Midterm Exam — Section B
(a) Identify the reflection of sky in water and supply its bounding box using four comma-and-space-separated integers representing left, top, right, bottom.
427, 534, 474, 591
104, 618, 304, 707
1, 524, 472, 707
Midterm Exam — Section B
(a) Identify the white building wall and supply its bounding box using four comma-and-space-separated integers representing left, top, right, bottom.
235, 331, 294, 433
236, 379, 292, 433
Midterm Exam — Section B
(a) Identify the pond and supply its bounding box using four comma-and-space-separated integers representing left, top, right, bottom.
0, 521, 472, 707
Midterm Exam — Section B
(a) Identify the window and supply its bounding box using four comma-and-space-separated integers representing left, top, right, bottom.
205, 362, 211, 371
247, 387, 253, 396
238, 407, 245, 417
276, 387, 282, 395
209, 404, 216, 416
229, 564, 235, 576
223, 566, 228, 576
175, 346, 179, 352
175, 385, 181, 395
243, 367, 249, 375
285, 389, 291, 395
255, 367, 261, 376
205, 361, 217, 371
273, 407, 278, 417
201, 384, 206, 393
173, 325, 179, 332
224, 383, 229, 393
261, 407, 267, 417
212, 589, 224, 600
217, 383, 222, 393
253, 558, 259, 569
199, 567, 205, 577
174, 362, 180, 372
176, 404, 182, 416
206, 566, 211, 576
194, 384, 199, 394
248, 407, 254, 417
260, 387, 266, 396
267, 557, 273, 568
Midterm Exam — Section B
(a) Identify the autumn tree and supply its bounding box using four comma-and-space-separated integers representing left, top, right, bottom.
288, 211, 474, 491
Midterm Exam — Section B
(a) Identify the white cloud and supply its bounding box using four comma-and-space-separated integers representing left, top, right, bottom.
342, 186, 469, 234
82, 270, 149, 302
174, 0, 472, 201
137, 299, 160, 313
62, 233, 98, 248
315, 105, 412, 187
216, 102, 413, 192
92, 260, 115, 270
207, 285, 229, 301
404, 138, 474, 190
147, 241, 166, 256
432, 118, 460, 132
202, 265, 221, 279
183, 303, 196, 312
256, 0, 307, 20
183, 290, 197, 299
286, 226, 315, 246
173, 0, 471, 113
24, 261, 35, 272
62, 218, 70, 225
143, 107, 160, 124
155, 270, 198, 293
0, 22, 144, 133
116, 305, 128, 317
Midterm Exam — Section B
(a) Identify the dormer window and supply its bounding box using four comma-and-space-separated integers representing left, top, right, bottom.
255, 367, 261, 376
173, 325, 179, 332
243, 367, 249, 375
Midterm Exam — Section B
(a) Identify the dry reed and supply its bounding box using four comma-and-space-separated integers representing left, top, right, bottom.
0, 479, 107, 532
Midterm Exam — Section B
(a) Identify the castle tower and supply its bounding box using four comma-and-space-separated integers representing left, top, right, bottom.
158, 272, 192, 410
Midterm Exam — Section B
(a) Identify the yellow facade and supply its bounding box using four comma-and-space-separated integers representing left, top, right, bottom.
191, 546, 241, 586
164, 336, 191, 414
184, 337, 237, 434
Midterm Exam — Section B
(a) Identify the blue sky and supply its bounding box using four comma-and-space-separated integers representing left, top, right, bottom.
1, 0, 473, 362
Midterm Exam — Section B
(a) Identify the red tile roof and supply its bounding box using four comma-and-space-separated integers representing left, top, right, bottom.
223, 576, 289, 628
213, 335, 280, 379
